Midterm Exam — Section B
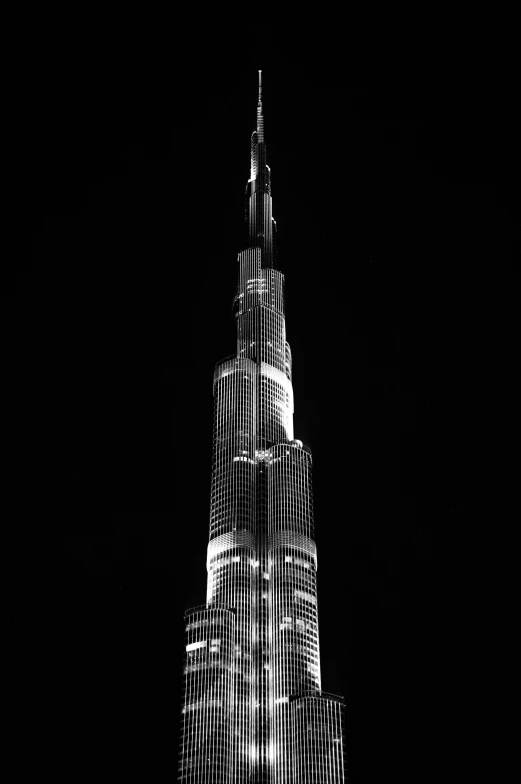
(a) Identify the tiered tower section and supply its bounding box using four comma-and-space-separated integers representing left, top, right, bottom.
179, 72, 346, 783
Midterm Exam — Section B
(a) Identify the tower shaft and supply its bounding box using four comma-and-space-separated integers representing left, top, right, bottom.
179, 73, 346, 783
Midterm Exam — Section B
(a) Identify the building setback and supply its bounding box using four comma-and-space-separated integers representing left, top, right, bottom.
178, 71, 347, 783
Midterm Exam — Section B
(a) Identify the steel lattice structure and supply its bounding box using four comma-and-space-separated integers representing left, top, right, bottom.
179, 72, 347, 783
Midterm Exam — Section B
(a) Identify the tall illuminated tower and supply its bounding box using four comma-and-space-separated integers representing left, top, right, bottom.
178, 72, 347, 783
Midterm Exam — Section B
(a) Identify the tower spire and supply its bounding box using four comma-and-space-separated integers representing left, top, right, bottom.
257, 69, 264, 142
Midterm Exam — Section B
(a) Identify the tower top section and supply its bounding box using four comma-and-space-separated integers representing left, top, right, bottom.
247, 70, 274, 266
257, 69, 264, 142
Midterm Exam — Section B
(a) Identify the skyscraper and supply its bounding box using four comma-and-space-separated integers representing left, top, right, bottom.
178, 72, 347, 783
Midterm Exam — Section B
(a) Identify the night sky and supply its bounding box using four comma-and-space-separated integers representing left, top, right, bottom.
9, 22, 518, 784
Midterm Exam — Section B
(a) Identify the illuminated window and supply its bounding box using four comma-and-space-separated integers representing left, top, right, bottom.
186, 640, 207, 652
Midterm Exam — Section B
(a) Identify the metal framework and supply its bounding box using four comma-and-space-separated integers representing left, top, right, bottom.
178, 72, 347, 783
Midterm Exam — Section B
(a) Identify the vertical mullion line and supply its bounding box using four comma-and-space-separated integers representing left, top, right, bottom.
195, 614, 200, 783
311, 698, 315, 783
181, 621, 184, 781
339, 701, 343, 782
297, 698, 301, 784
210, 613, 214, 783
181, 622, 184, 781
195, 611, 201, 783
196, 611, 201, 783
275, 460, 279, 782
328, 700, 333, 782
225, 371, 229, 780
237, 251, 244, 784
188, 617, 192, 784
234, 361, 239, 779
338, 701, 342, 782
202, 614, 207, 784
228, 361, 232, 782
205, 611, 210, 784
191, 618, 195, 783
327, 700, 331, 782
336, 701, 340, 781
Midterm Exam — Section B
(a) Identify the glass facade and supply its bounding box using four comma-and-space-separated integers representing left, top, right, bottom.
178, 71, 347, 782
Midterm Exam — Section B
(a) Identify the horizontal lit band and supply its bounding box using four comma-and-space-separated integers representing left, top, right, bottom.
184, 602, 235, 619
290, 690, 346, 706
207, 530, 255, 569
269, 531, 317, 568
213, 356, 257, 390
260, 362, 294, 410
207, 530, 316, 567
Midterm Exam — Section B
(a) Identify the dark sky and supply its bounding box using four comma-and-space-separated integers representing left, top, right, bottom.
9, 22, 518, 784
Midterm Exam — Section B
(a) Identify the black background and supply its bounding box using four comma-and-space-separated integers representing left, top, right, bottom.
8, 18, 519, 784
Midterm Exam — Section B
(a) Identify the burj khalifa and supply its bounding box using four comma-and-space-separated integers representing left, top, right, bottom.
178, 71, 347, 783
